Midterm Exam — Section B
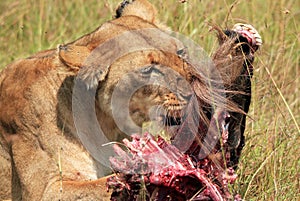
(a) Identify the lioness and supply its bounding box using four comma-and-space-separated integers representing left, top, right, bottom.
0, 1, 198, 200
0, 0, 261, 200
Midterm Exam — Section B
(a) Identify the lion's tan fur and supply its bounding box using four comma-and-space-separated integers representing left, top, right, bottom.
0, 1, 253, 200
0, 1, 194, 200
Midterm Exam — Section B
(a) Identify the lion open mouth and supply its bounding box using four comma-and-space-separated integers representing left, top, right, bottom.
162, 92, 188, 126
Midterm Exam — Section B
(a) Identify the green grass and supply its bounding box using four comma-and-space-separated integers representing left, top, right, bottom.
0, 0, 299, 200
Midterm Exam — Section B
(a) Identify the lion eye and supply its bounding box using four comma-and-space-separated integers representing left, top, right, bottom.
140, 66, 154, 74
140, 65, 164, 80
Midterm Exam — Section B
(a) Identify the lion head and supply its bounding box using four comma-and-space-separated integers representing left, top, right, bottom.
0, 0, 261, 200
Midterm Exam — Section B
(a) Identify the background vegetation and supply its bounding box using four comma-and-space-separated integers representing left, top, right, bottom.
0, 0, 299, 200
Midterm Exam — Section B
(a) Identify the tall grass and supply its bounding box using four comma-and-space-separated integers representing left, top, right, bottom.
0, 0, 299, 200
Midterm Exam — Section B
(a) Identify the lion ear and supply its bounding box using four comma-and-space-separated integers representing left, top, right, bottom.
58, 44, 91, 71
77, 63, 111, 90
115, 0, 157, 23
58, 44, 111, 88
